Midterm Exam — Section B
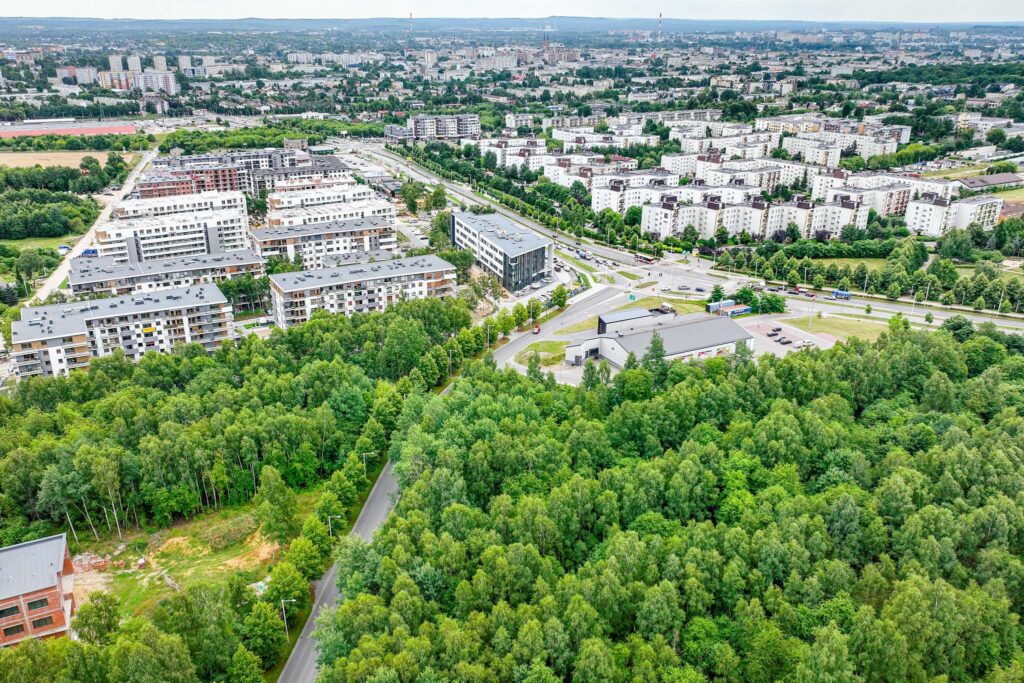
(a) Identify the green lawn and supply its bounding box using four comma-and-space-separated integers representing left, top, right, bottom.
955, 265, 1024, 283
558, 316, 599, 335
557, 251, 596, 273
783, 315, 888, 342
922, 163, 990, 179
996, 187, 1024, 202
636, 281, 657, 289
617, 270, 641, 281
0, 234, 82, 252
514, 340, 569, 366
813, 257, 889, 271
614, 296, 707, 314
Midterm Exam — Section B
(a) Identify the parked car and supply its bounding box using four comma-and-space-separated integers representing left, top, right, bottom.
795, 340, 814, 348
771, 326, 783, 332
679, 285, 691, 290
767, 331, 779, 338
780, 338, 794, 345
776, 336, 789, 344
695, 287, 706, 293
532, 325, 541, 334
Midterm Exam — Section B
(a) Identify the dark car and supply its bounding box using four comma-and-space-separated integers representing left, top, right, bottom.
776, 336, 788, 343
771, 326, 782, 332
766, 331, 779, 338
695, 287, 706, 293
780, 338, 793, 345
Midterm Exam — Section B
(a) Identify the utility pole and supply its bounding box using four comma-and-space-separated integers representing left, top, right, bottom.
327, 515, 344, 536
361, 451, 376, 478
281, 599, 297, 639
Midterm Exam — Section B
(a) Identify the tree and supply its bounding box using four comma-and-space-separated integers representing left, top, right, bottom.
228, 644, 264, 683
986, 128, 1008, 146
255, 466, 298, 547
107, 621, 199, 683
550, 284, 569, 308
709, 284, 725, 302
794, 624, 859, 683
286, 536, 324, 580
240, 602, 287, 669
430, 185, 447, 210
624, 206, 643, 227
73, 591, 121, 645
263, 561, 310, 622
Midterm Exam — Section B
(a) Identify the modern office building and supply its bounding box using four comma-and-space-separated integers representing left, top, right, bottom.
69, 249, 265, 296
252, 216, 398, 269
0, 534, 75, 647
450, 212, 552, 291
94, 208, 250, 264
10, 285, 232, 380
269, 254, 457, 329
385, 113, 482, 141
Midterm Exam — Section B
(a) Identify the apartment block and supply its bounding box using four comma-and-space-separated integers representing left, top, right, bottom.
269, 255, 457, 329
69, 249, 265, 296
265, 198, 394, 228
248, 157, 353, 195
136, 166, 244, 198
386, 114, 482, 141
823, 184, 912, 217
905, 194, 1003, 236
132, 69, 180, 95
505, 113, 535, 129
252, 216, 398, 269
450, 212, 552, 291
10, 285, 232, 380
782, 136, 843, 167
266, 184, 374, 213
94, 208, 249, 263
113, 191, 246, 219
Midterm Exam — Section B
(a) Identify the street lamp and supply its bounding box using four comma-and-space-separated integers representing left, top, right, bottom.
327, 514, 344, 537
360, 452, 376, 478
280, 599, 297, 639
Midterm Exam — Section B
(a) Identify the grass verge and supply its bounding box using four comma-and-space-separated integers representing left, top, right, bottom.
514, 340, 568, 366
782, 314, 888, 342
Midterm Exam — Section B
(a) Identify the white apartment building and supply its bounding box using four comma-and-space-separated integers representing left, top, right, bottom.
782, 136, 843, 167
905, 194, 1003, 236
252, 216, 397, 269
823, 184, 912, 217
69, 249, 265, 296
266, 199, 395, 228
113, 191, 246, 219
552, 126, 659, 152
94, 208, 250, 264
504, 113, 535, 129
266, 184, 375, 212
132, 69, 180, 95
126, 55, 143, 73
10, 285, 232, 380
269, 255, 457, 329
660, 153, 703, 176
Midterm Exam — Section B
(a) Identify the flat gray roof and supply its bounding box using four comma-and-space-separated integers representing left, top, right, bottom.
12, 284, 227, 343
0, 533, 66, 601
269, 254, 454, 293
599, 308, 657, 325
252, 215, 392, 241
452, 211, 552, 257
569, 314, 752, 358
69, 249, 263, 286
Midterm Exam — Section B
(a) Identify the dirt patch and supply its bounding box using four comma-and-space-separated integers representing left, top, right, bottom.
73, 569, 112, 606
224, 533, 278, 570
156, 536, 205, 557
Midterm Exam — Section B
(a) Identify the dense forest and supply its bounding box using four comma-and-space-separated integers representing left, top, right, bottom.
159, 119, 384, 154
315, 316, 1024, 682
0, 133, 153, 152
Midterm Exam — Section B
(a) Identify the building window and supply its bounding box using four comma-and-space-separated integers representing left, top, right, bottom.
31, 616, 54, 629
2, 624, 24, 637
0, 606, 18, 619
26, 598, 48, 611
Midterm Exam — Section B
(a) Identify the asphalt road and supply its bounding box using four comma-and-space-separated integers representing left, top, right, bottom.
365, 146, 637, 266
278, 459, 400, 683
31, 148, 158, 303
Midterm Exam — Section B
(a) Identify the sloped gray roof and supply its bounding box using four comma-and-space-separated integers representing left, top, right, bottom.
0, 534, 67, 601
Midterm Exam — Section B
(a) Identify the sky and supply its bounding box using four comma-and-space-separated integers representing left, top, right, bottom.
3, 1, 1023, 23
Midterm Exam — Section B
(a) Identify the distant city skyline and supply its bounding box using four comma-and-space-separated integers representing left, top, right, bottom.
3, 2, 1023, 23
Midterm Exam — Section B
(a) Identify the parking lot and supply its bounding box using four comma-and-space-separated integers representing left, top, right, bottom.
739, 317, 835, 357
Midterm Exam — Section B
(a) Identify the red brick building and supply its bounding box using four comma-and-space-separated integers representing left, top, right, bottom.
0, 534, 75, 647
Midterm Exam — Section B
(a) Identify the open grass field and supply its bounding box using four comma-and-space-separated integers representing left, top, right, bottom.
617, 270, 641, 280
615, 295, 707, 314
996, 187, 1024, 202
813, 257, 889, 271
955, 265, 1024, 283
515, 340, 569, 366
922, 163, 990, 179
0, 151, 138, 168
783, 314, 888, 342
0, 234, 82, 252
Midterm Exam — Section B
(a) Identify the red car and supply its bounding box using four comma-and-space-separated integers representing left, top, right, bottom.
532, 325, 541, 334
